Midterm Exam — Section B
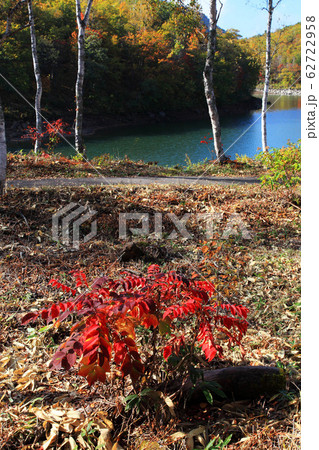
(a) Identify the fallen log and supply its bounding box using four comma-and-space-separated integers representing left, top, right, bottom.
182, 366, 286, 402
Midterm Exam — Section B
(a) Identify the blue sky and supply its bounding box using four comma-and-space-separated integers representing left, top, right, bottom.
197, 0, 301, 38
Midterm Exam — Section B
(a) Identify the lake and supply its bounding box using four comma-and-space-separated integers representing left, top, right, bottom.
12, 94, 301, 166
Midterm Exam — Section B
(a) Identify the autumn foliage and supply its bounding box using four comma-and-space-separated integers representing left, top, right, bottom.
21, 119, 71, 152
22, 265, 249, 387
244, 23, 301, 88
1, 0, 261, 117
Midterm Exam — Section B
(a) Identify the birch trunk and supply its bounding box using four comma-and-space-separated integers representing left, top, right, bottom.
0, 96, 7, 196
0, 1, 30, 193
75, 0, 93, 157
261, 0, 281, 152
203, 0, 225, 163
28, 0, 42, 153
261, 0, 273, 152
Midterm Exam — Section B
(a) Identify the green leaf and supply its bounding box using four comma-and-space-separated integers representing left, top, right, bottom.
158, 319, 171, 336
201, 381, 227, 399
203, 388, 213, 405
140, 388, 156, 397
124, 394, 141, 412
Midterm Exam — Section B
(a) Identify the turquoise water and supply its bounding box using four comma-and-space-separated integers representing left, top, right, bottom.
11, 94, 301, 166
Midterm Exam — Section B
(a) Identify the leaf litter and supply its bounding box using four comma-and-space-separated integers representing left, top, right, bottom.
0, 183, 300, 449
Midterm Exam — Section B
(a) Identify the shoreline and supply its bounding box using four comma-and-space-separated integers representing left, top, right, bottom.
7, 97, 262, 144
254, 88, 301, 96
7, 109, 209, 143
7, 89, 299, 145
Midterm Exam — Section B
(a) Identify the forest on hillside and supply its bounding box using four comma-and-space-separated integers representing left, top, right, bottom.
245, 22, 301, 89
0, 0, 261, 123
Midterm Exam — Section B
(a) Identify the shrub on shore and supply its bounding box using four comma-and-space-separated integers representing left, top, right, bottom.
256, 140, 301, 189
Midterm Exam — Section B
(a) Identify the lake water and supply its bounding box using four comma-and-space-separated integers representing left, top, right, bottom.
12, 94, 301, 166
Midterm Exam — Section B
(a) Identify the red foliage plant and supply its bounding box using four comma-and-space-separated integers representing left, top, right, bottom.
21, 125, 42, 143
22, 265, 249, 386
44, 119, 71, 137
21, 119, 71, 152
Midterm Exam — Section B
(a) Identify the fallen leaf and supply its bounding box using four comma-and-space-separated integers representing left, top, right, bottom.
163, 395, 176, 417
66, 410, 85, 420
97, 428, 113, 449
169, 431, 187, 441
41, 423, 59, 450
187, 426, 206, 438
68, 436, 77, 450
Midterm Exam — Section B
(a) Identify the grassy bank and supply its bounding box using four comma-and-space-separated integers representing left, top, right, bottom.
0, 183, 300, 449
7, 151, 265, 180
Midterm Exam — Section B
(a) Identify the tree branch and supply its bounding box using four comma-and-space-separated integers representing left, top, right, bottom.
0, 0, 29, 44
83, 0, 94, 28
216, 0, 223, 23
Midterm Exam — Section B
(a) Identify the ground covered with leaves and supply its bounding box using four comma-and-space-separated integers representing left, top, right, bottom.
0, 183, 300, 449
7, 152, 265, 180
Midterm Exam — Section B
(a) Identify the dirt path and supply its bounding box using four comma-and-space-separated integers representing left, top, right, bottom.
7, 175, 260, 188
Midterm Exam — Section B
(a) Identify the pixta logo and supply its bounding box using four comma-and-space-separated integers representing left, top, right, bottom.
119, 212, 252, 240
52, 203, 97, 249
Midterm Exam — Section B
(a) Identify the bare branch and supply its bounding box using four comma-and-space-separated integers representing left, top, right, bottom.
0, 23, 29, 44
0, 0, 29, 44
216, 1, 223, 23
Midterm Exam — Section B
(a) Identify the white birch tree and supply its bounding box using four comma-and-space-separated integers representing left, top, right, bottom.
203, 0, 225, 163
261, 0, 282, 152
0, 0, 29, 196
27, 0, 42, 153
75, 0, 93, 157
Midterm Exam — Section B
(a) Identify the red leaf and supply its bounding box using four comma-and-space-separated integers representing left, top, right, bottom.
163, 345, 172, 361
21, 312, 38, 325
148, 264, 161, 276
141, 314, 159, 328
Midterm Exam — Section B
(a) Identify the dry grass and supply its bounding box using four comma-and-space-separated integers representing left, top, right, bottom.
6, 152, 265, 180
